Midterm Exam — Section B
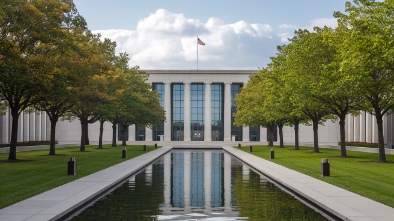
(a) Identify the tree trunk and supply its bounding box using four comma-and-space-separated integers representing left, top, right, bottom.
278, 123, 284, 148
112, 122, 117, 147
375, 113, 386, 162
98, 120, 104, 149
49, 116, 58, 155
312, 119, 319, 153
294, 119, 300, 150
8, 109, 20, 160
339, 114, 347, 157
267, 125, 274, 146
122, 124, 127, 146
80, 119, 86, 152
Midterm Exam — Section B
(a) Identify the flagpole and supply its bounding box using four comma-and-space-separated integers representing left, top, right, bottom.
197, 36, 199, 70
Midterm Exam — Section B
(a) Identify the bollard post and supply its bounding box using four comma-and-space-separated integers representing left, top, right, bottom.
238, 143, 241, 148
68, 157, 76, 175
154, 143, 157, 148
249, 145, 252, 152
122, 148, 127, 158
321, 158, 330, 176
270, 149, 274, 159
143, 144, 147, 151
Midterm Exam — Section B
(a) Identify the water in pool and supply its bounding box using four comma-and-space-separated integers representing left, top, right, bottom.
68, 149, 329, 221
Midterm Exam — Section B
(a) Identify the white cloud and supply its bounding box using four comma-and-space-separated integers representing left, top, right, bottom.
93, 9, 338, 69
93, 9, 279, 69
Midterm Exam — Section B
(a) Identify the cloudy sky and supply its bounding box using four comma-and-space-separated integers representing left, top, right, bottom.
73, 0, 347, 70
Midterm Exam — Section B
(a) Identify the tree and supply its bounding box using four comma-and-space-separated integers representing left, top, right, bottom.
0, 0, 78, 160
115, 68, 165, 146
68, 34, 113, 152
279, 31, 334, 153
234, 71, 277, 146
335, 0, 394, 162
33, 2, 88, 155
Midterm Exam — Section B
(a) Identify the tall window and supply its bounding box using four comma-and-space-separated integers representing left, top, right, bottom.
152, 83, 165, 141
231, 84, 243, 141
250, 126, 260, 141
172, 84, 184, 141
211, 84, 224, 141
191, 84, 205, 141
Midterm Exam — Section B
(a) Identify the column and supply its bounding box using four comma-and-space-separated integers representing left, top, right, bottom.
35, 112, 41, 140
17, 111, 23, 142
242, 126, 250, 142
129, 125, 136, 141
184, 151, 191, 212
224, 152, 231, 212
372, 116, 378, 143
347, 115, 354, 142
46, 114, 51, 140
224, 83, 232, 141
204, 151, 211, 212
23, 112, 29, 141
366, 113, 372, 143
260, 126, 267, 143
145, 127, 153, 141
184, 82, 191, 141
1, 109, 10, 144
164, 82, 172, 141
29, 112, 35, 141
204, 83, 211, 141
360, 111, 366, 142
354, 115, 360, 142
41, 112, 47, 141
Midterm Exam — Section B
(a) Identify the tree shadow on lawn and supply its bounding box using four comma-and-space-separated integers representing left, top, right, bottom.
0, 159, 33, 163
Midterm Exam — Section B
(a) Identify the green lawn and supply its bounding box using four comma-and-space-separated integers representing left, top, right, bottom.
239, 145, 394, 208
0, 144, 157, 209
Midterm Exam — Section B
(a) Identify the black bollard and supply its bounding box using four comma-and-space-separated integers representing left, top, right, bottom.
321, 158, 330, 176
68, 157, 76, 175
249, 145, 252, 152
238, 143, 241, 148
143, 144, 147, 151
270, 149, 274, 159
122, 148, 127, 158
154, 143, 157, 148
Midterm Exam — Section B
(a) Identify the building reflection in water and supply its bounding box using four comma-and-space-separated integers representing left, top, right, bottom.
161, 150, 238, 218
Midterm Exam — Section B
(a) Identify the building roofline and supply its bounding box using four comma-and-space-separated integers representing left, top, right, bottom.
143, 70, 259, 74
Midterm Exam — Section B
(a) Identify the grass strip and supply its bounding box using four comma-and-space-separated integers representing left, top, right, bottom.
238, 145, 394, 208
0, 144, 157, 209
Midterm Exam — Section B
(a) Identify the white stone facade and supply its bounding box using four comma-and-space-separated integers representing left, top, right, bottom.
0, 70, 387, 145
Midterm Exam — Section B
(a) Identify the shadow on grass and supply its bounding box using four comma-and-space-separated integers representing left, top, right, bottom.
358, 160, 394, 164
0, 159, 33, 163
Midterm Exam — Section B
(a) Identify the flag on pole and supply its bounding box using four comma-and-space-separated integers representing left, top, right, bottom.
197, 38, 205, 46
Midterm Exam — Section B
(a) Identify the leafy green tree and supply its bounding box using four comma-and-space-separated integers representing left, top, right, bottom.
115, 68, 165, 146
279, 30, 335, 153
68, 34, 113, 152
0, 0, 79, 160
234, 71, 277, 146
335, 0, 394, 162
33, 2, 88, 155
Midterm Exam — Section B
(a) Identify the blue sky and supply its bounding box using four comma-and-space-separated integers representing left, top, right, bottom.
73, 0, 348, 70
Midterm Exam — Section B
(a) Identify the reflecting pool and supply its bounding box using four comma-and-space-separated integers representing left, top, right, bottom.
68, 150, 329, 221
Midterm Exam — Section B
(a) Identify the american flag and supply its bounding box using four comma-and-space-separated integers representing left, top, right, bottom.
197, 38, 205, 46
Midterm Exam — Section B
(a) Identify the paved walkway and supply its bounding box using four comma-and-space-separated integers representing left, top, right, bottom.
1, 143, 394, 220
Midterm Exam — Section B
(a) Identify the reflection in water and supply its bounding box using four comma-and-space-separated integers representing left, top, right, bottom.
69, 150, 328, 221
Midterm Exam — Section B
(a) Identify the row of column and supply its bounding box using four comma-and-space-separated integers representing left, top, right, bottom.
346, 111, 380, 143
158, 82, 250, 142
0, 110, 50, 144
161, 151, 233, 213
